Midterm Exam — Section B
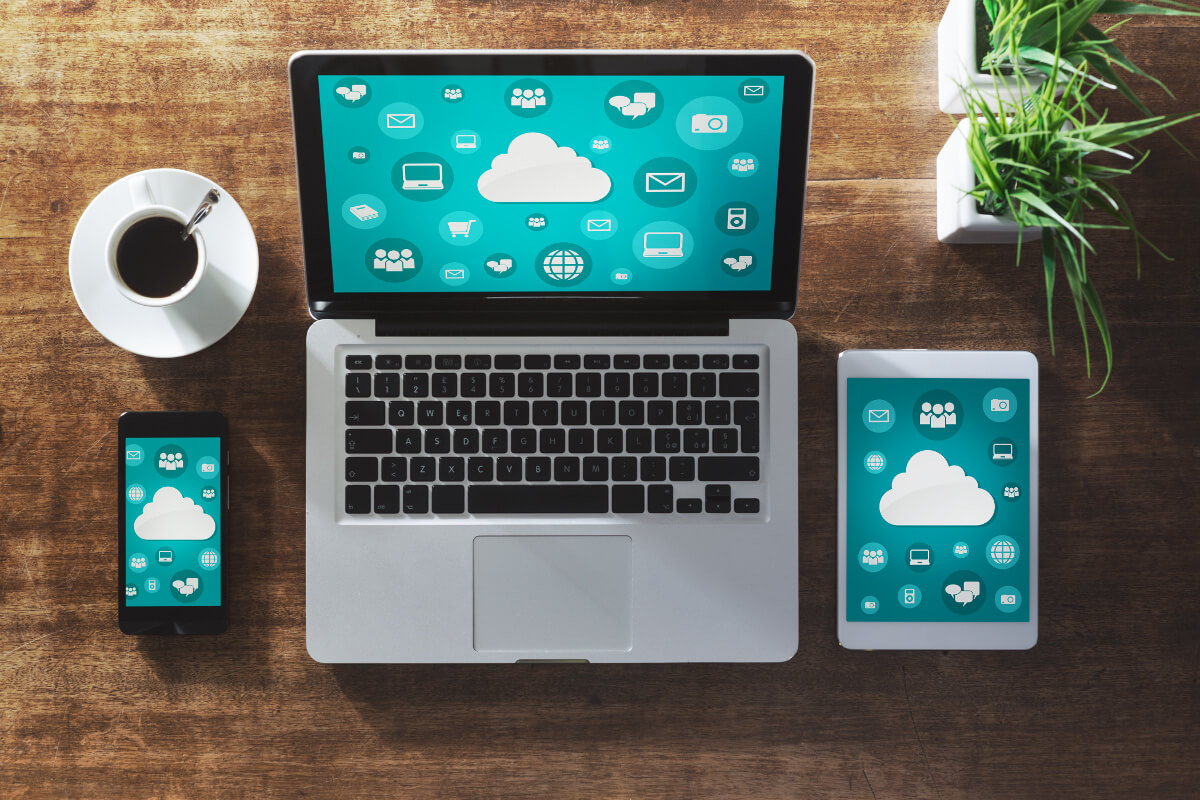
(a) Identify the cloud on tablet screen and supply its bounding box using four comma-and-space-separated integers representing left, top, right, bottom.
879, 450, 995, 526
134, 486, 215, 540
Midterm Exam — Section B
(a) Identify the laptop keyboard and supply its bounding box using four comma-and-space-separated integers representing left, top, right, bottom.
340, 349, 765, 517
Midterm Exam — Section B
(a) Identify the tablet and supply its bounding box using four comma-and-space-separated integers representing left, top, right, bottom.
837, 350, 1038, 650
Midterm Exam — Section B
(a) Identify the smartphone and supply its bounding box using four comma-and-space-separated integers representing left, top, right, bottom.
118, 411, 228, 634
837, 350, 1038, 650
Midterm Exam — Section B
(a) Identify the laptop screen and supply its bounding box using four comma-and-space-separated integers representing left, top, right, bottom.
316, 74, 786, 294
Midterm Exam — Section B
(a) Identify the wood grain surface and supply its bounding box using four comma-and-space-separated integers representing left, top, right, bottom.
1, 1, 1198, 798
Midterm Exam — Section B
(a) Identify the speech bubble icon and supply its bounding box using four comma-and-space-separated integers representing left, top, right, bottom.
945, 583, 961, 596
632, 91, 656, 110
621, 101, 648, 119
608, 95, 631, 109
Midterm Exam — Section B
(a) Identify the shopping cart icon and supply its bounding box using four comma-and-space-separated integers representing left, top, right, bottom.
446, 219, 477, 238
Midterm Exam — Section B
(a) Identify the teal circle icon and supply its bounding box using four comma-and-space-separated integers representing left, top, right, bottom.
863, 451, 887, 474
983, 387, 1018, 422
635, 157, 697, 207
603, 80, 663, 128
906, 542, 935, 573
739, 78, 770, 104
341, 193, 386, 230
858, 542, 888, 573
634, 222, 694, 269
439, 262, 470, 287
715, 202, 758, 236
505, 79, 552, 117
332, 77, 370, 108
129, 553, 149, 573
610, 268, 633, 286
953, 541, 970, 558
990, 436, 1018, 466
127, 484, 147, 504
581, 211, 618, 241
196, 456, 219, 479
365, 238, 422, 283
526, 213, 547, 231
676, 95, 745, 150
451, 130, 480, 153
125, 444, 144, 466
198, 548, 220, 571
377, 101, 422, 139
144, 576, 160, 594
898, 584, 922, 608
986, 535, 1020, 569
914, 390, 963, 440
941, 570, 986, 614
1002, 482, 1022, 502
154, 445, 187, 478
201, 485, 218, 502
720, 248, 757, 278
590, 135, 613, 154
438, 211, 483, 246
995, 585, 1023, 613
484, 253, 516, 278
861, 596, 880, 615
392, 152, 452, 201
728, 152, 759, 177
862, 399, 896, 433
536, 243, 592, 287
442, 84, 464, 102
169, 570, 203, 603
347, 146, 370, 164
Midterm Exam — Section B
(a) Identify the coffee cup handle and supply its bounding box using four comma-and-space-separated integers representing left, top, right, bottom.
128, 174, 156, 208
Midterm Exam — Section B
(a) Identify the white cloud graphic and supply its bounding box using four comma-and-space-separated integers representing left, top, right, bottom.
134, 486, 216, 540
477, 132, 611, 203
879, 450, 995, 526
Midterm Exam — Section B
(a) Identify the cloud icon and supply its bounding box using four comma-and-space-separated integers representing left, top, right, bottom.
879, 450, 995, 526
134, 486, 215, 540
477, 132, 611, 203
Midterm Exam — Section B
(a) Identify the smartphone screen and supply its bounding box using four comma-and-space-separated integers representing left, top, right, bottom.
122, 436, 223, 607
846, 378, 1030, 622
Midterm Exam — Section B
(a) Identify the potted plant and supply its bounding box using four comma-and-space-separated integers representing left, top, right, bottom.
938, 0, 1200, 114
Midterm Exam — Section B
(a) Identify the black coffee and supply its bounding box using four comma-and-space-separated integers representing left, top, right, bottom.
115, 216, 198, 298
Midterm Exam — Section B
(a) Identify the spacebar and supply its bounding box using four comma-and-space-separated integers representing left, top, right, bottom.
469, 486, 609, 514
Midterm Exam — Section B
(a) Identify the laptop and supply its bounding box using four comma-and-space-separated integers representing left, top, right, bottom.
290, 50, 815, 663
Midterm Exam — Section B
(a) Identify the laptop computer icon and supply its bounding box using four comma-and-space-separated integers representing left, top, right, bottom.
290, 50, 814, 664
993, 443, 1014, 461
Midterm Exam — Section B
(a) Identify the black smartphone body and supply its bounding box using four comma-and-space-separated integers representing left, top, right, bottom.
118, 411, 228, 634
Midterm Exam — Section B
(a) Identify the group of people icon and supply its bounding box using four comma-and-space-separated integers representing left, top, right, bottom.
158, 451, 184, 470
862, 548, 886, 567
919, 401, 957, 429
373, 248, 416, 272
510, 87, 547, 109
731, 157, 757, 173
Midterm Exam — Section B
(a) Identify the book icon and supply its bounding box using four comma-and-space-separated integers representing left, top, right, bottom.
349, 204, 379, 221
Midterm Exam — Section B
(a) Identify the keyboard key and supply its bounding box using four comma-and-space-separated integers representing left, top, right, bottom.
448, 401, 472, 427
640, 456, 666, 482
511, 429, 537, 453
598, 428, 622, 453
561, 401, 587, 426
432, 373, 457, 398
475, 401, 500, 426
396, 430, 421, 453
576, 372, 602, 397
713, 428, 739, 453
626, 428, 652, 453
604, 373, 630, 397
647, 401, 673, 426
346, 429, 391, 454
547, 373, 573, 397
648, 485, 673, 513
345, 457, 378, 482
612, 485, 645, 513
374, 373, 400, 398
470, 485, 608, 514
345, 373, 371, 398
461, 373, 486, 397
489, 373, 515, 397
590, 400, 616, 426
403, 485, 429, 514
654, 429, 681, 454
643, 354, 670, 369
553, 354, 581, 369
464, 354, 491, 370
705, 400, 731, 426
673, 354, 700, 370
539, 429, 566, 453
435, 354, 462, 370
438, 457, 465, 482
345, 485, 371, 514
614, 354, 640, 369
584, 354, 610, 369
554, 457, 580, 481
375, 355, 403, 370
698, 457, 760, 481
677, 498, 702, 513
410, 458, 436, 481
494, 355, 521, 370
662, 372, 687, 397
619, 401, 645, 426
346, 354, 372, 370
406, 355, 432, 370
568, 429, 594, 454
518, 372, 544, 397
532, 401, 558, 426
382, 457, 407, 482
733, 354, 759, 369
684, 428, 710, 453
583, 457, 608, 481
633, 372, 659, 397
676, 400, 702, 425
389, 401, 415, 426
497, 457, 522, 481
690, 372, 716, 397
706, 496, 731, 514
504, 401, 530, 426
424, 429, 450, 453
735, 498, 760, 513
468, 456, 493, 482
346, 401, 385, 426
720, 373, 759, 397
735, 400, 760, 453
612, 457, 637, 481
523, 354, 551, 370
432, 486, 465, 514
403, 373, 429, 397
703, 354, 730, 370
669, 456, 695, 482
374, 485, 400, 514
417, 401, 443, 426
482, 429, 507, 453
454, 429, 479, 454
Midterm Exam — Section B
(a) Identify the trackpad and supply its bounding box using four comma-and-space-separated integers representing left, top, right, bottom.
473, 536, 632, 653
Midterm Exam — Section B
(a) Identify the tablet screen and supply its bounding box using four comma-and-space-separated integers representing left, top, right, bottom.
846, 378, 1030, 622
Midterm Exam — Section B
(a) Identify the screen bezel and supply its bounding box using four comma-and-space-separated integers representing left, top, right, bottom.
836, 350, 1039, 650
117, 411, 228, 635
288, 49, 814, 321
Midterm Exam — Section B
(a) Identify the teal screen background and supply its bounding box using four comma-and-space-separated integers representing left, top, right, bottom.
846, 379, 1030, 622
318, 74, 784, 293
124, 436, 222, 607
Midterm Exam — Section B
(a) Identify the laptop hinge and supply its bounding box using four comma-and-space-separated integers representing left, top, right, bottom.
375, 314, 729, 338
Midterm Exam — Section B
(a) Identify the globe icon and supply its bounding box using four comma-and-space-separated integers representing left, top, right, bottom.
199, 549, 220, 569
864, 452, 886, 473
541, 248, 587, 282
127, 485, 145, 503
989, 538, 1018, 565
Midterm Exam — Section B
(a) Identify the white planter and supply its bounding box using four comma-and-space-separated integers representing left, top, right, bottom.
938, 0, 1047, 113
937, 118, 1041, 244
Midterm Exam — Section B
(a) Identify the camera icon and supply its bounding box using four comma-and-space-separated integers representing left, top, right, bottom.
691, 113, 729, 134
863, 600, 877, 610
200, 463, 215, 473
991, 398, 1010, 412
1000, 594, 1017, 605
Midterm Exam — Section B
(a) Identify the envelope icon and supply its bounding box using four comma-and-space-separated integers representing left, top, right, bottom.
743, 85, 765, 96
444, 268, 466, 280
386, 113, 417, 129
646, 172, 686, 192
868, 409, 890, 423
586, 218, 612, 232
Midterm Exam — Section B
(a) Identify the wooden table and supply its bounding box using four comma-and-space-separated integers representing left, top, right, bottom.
2, 2, 1197, 797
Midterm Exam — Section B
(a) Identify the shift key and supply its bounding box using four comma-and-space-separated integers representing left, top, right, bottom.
698, 456, 760, 481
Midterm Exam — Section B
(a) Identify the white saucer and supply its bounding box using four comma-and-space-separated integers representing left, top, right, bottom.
69, 168, 259, 358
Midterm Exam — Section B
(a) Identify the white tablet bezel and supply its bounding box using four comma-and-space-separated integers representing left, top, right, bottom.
837, 350, 1038, 650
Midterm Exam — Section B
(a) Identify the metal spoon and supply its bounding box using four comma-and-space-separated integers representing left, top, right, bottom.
181, 189, 220, 241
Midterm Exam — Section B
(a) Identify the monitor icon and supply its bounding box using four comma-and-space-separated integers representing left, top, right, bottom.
992, 443, 1014, 461
908, 548, 930, 566
642, 231, 684, 257
401, 163, 444, 190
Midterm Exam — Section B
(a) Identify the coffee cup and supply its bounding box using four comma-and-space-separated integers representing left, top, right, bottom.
106, 176, 207, 307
